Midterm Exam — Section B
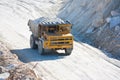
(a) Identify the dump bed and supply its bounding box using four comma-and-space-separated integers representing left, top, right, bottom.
28, 17, 72, 38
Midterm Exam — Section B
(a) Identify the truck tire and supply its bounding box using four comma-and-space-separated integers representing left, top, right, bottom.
38, 41, 44, 55
30, 34, 37, 49
65, 48, 72, 55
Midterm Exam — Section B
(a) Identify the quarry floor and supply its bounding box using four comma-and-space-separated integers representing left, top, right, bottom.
0, 0, 120, 80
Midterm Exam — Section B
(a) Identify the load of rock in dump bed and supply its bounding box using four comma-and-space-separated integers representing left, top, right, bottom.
32, 17, 70, 25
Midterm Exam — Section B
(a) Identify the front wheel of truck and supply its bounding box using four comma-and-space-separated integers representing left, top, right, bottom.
65, 48, 73, 55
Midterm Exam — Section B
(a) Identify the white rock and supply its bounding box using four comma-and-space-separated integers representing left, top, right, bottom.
115, 26, 120, 31
0, 72, 10, 80
111, 11, 120, 16
110, 16, 120, 28
86, 27, 94, 33
0, 66, 6, 72
106, 17, 111, 23
6, 64, 17, 70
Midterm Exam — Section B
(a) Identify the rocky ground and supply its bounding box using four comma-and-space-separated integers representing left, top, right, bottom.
0, 41, 41, 80
91, 7, 120, 56
58, 0, 120, 56
0, 0, 120, 80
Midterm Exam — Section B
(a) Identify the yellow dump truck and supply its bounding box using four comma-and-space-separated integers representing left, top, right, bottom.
28, 17, 73, 55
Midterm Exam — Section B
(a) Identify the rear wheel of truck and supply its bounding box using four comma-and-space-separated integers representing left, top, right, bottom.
30, 34, 37, 49
38, 41, 44, 55
65, 48, 73, 55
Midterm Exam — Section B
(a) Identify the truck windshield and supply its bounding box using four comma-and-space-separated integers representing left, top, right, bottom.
48, 26, 57, 33
42, 24, 71, 35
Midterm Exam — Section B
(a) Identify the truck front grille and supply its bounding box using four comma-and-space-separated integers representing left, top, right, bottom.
49, 36, 73, 46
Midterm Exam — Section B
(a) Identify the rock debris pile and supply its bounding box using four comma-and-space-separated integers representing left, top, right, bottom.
92, 7, 120, 56
0, 41, 41, 80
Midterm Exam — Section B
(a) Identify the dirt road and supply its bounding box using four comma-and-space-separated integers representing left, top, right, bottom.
1, 25, 120, 80
0, 0, 120, 80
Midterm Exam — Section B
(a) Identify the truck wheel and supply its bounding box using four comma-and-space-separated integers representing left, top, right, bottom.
38, 41, 44, 55
30, 35, 37, 49
65, 48, 73, 55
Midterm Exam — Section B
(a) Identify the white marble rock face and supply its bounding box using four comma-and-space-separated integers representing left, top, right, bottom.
58, 0, 120, 56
